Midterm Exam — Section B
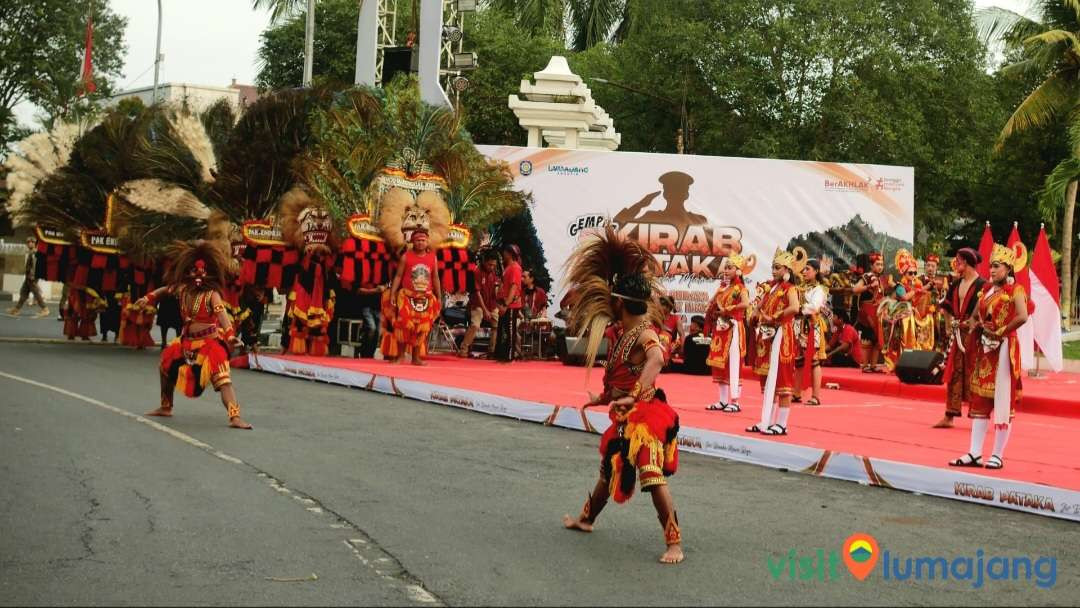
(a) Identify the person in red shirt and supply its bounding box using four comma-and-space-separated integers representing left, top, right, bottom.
826, 315, 864, 368
495, 244, 522, 362
521, 268, 548, 320
459, 251, 500, 357
389, 228, 442, 365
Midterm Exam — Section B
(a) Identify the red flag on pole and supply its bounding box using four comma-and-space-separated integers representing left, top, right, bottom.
976, 221, 993, 279
1007, 223, 1034, 369
1030, 225, 1064, 371
79, 12, 96, 95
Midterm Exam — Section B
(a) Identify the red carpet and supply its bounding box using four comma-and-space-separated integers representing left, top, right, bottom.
805, 366, 1080, 418
263, 354, 1080, 493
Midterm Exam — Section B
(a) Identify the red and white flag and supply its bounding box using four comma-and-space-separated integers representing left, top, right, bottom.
1029, 225, 1064, 372
977, 221, 993, 279
79, 12, 96, 95
1007, 223, 1034, 369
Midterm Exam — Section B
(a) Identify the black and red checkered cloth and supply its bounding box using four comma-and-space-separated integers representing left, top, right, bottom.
35, 242, 134, 293
336, 237, 396, 290
34, 241, 73, 283
436, 248, 476, 295
241, 245, 299, 291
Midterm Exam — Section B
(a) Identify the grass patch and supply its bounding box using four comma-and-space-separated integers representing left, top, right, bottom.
1065, 340, 1080, 361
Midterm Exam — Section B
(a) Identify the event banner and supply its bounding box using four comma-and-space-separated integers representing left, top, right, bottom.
478, 145, 914, 320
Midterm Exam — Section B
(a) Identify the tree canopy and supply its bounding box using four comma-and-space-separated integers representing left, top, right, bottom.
0, 0, 127, 152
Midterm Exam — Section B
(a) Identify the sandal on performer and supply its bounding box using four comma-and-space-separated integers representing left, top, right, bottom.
706, 402, 726, 411
721, 403, 742, 413
762, 424, 787, 436
791, 395, 802, 403
984, 455, 1004, 470
805, 397, 821, 406
745, 424, 763, 433
948, 453, 983, 468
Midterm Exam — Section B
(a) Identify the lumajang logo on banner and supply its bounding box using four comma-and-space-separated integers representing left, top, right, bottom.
612, 170, 743, 279
519, 160, 533, 176
549, 164, 589, 176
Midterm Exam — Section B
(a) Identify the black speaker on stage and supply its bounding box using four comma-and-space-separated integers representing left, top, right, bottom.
558, 335, 609, 366
895, 349, 945, 385
382, 47, 415, 86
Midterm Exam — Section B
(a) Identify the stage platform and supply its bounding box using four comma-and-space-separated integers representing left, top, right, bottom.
250, 353, 1080, 522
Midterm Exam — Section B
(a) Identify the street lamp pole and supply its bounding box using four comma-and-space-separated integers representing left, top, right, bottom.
302, 0, 315, 87
589, 77, 687, 154
152, 0, 163, 104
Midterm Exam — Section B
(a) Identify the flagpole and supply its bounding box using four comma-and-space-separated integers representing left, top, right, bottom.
152, 0, 163, 104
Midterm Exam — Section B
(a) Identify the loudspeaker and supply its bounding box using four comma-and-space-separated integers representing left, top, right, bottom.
895, 349, 945, 385
382, 46, 415, 86
558, 335, 608, 366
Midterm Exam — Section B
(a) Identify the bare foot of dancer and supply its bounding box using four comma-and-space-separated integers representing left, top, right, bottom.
562, 514, 593, 533
146, 406, 173, 417
660, 543, 684, 564
229, 416, 253, 429
932, 416, 954, 429
412, 359, 427, 366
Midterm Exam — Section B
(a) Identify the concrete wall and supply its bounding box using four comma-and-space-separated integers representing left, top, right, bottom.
107, 83, 241, 112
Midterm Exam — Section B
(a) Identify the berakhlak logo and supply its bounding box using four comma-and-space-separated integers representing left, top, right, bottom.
843, 533, 879, 581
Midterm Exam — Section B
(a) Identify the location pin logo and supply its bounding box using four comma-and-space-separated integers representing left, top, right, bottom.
842, 533, 880, 581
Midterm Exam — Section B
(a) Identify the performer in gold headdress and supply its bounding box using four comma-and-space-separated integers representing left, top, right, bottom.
746, 247, 803, 436
560, 226, 683, 565
705, 254, 752, 412
949, 242, 1029, 470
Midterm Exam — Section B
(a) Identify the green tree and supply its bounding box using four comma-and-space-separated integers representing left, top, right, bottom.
256, 0, 358, 90
457, 9, 564, 145
982, 0, 1080, 326
0, 0, 127, 152
253, 0, 318, 86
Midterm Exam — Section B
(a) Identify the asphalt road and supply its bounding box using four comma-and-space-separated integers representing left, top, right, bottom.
0, 342, 1077, 606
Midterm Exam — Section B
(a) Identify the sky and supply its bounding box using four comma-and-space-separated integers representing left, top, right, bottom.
13, 0, 273, 128
11, 0, 1038, 130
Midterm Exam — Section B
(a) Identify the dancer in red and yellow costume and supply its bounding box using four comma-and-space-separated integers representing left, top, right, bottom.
880, 249, 921, 371
119, 289, 157, 349
949, 242, 1029, 470
921, 253, 949, 351
138, 241, 252, 429
933, 248, 985, 428
64, 286, 106, 340
705, 254, 751, 412
389, 228, 441, 365
852, 252, 888, 372
793, 258, 828, 405
746, 248, 804, 435
561, 226, 683, 565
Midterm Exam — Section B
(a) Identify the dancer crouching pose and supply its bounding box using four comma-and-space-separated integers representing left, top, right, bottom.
561, 226, 683, 565
138, 241, 252, 429
949, 242, 1029, 470
705, 254, 751, 412
746, 248, 804, 436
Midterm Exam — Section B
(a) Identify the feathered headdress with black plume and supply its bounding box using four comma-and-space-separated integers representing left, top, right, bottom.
564, 224, 662, 370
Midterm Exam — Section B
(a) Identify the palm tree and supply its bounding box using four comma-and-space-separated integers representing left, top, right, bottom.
254, 0, 317, 86
980, 0, 1080, 328
485, 0, 640, 50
